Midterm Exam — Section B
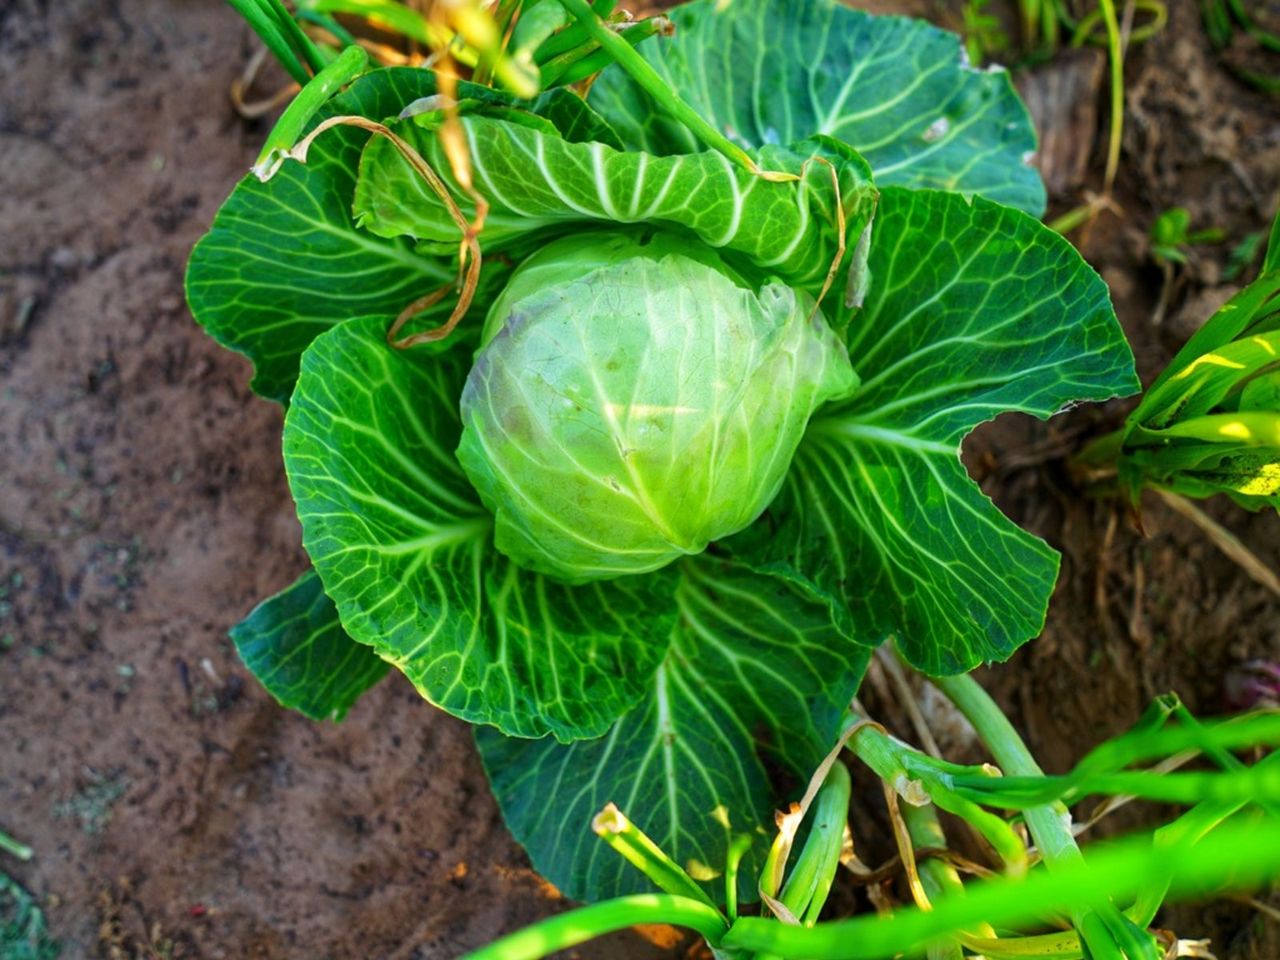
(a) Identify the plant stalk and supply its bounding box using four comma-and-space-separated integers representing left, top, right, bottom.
553, 0, 794, 181
720, 818, 1280, 958
931, 672, 1154, 960
901, 802, 968, 960
1095, 0, 1124, 194
259, 0, 329, 74
225, 0, 313, 84
845, 716, 1027, 872
781, 760, 851, 925
592, 803, 719, 910
458, 894, 728, 960
723, 832, 754, 921
252, 44, 371, 180
1129, 750, 1280, 926
0, 828, 33, 861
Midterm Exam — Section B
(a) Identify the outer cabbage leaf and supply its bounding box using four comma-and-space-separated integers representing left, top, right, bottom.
353, 116, 877, 295
230, 569, 388, 721
282, 317, 676, 741
477, 557, 869, 902
588, 0, 1045, 215
186, 68, 619, 402
730, 187, 1139, 675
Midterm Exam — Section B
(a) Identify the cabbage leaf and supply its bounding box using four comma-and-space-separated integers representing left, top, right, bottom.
589, 0, 1046, 215
283, 317, 678, 741
729, 187, 1138, 674
186, 69, 619, 402
477, 558, 869, 901
231, 569, 389, 721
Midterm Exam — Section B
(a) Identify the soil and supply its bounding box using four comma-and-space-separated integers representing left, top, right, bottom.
0, 1, 1276, 959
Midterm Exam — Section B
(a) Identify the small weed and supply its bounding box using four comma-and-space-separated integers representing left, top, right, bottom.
0, 873, 60, 960
52, 771, 129, 837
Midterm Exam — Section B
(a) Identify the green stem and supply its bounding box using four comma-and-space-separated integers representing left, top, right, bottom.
721, 818, 1280, 959
592, 804, 719, 911
1021, 0, 1041, 48
553, 0, 780, 179
723, 832, 754, 921
0, 829, 33, 862
901, 803, 966, 960
225, 0, 312, 84
533, 0, 617, 63
258, 0, 328, 75
845, 717, 1027, 872
1129, 750, 1280, 926
963, 930, 1084, 959
541, 18, 667, 87
931, 673, 1152, 960
1047, 200, 1101, 236
512, 0, 569, 58
252, 44, 371, 180
1095, 0, 1124, 194
1167, 703, 1280, 821
953, 764, 1280, 808
932, 674, 1076, 854
458, 894, 728, 960
1229, 0, 1280, 50
782, 761, 851, 925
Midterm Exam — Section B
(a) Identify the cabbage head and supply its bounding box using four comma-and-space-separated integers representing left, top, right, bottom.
456, 230, 858, 583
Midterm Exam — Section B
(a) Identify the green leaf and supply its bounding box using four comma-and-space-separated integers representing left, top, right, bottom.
588, 0, 1046, 215
353, 116, 877, 296
524, 89, 626, 149
1151, 207, 1191, 247
1242, 371, 1280, 413
1125, 436, 1279, 507
230, 569, 389, 722
282, 317, 676, 741
477, 557, 869, 902
186, 68, 620, 403
1114, 268, 1280, 511
186, 69, 453, 403
1136, 270, 1280, 409
731, 187, 1138, 676
1134, 330, 1280, 431
1, 872, 60, 960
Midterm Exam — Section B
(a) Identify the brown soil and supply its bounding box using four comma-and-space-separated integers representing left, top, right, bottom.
0, 1, 1276, 959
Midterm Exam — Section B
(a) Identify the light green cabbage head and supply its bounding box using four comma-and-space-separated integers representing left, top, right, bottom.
456, 230, 858, 583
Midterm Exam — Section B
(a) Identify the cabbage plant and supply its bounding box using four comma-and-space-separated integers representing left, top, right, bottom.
459, 231, 859, 582
188, 0, 1139, 907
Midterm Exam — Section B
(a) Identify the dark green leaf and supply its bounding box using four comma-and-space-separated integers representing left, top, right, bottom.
283, 317, 676, 741
588, 0, 1045, 215
230, 569, 389, 722
478, 557, 869, 902
0, 873, 60, 960
186, 68, 619, 403
731, 187, 1138, 675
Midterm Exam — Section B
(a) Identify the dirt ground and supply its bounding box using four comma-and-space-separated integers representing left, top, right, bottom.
0, 0, 1276, 958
